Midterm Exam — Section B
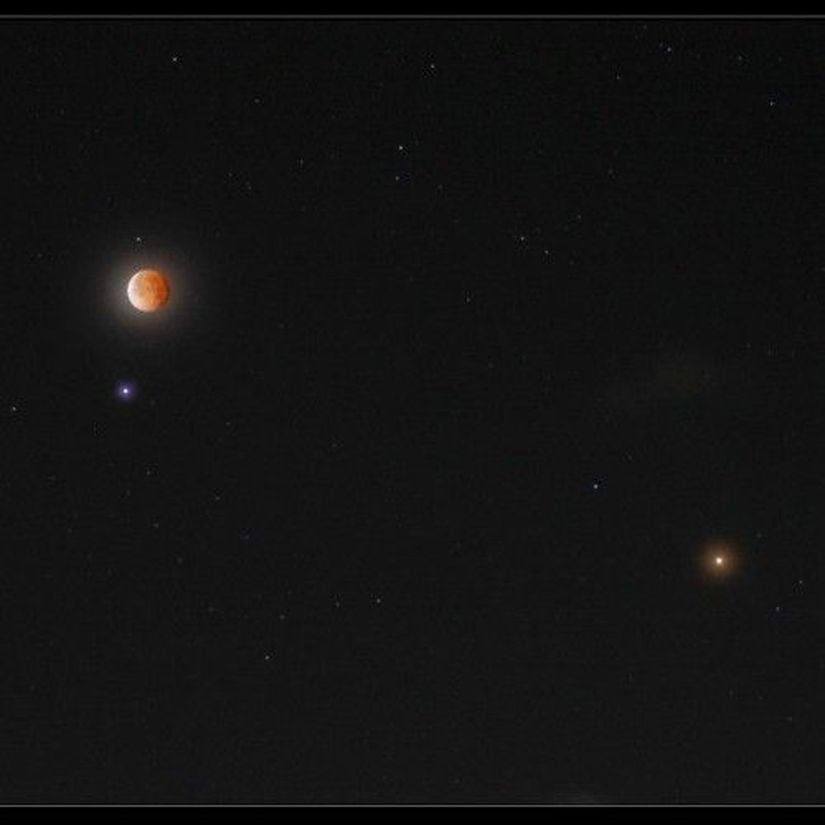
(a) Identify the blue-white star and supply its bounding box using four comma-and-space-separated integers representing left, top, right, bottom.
115, 381, 138, 403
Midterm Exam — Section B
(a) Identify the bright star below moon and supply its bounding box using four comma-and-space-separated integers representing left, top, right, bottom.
115, 381, 138, 403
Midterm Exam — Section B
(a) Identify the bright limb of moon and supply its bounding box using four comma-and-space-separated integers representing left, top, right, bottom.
127, 269, 171, 312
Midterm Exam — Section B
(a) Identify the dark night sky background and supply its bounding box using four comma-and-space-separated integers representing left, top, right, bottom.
2, 18, 825, 804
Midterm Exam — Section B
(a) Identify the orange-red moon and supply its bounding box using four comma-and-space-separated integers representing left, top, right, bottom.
127, 269, 171, 312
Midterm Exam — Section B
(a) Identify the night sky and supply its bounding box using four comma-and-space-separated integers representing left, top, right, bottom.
3, 18, 825, 804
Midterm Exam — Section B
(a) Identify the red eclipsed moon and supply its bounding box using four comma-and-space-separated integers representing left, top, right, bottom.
127, 269, 171, 312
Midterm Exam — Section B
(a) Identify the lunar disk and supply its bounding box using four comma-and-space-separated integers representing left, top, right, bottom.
127, 269, 171, 312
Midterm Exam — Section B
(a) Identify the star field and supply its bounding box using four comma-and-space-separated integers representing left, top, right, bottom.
3, 18, 825, 805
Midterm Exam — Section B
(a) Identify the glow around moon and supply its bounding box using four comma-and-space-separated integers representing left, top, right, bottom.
89, 246, 204, 341
127, 269, 171, 312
